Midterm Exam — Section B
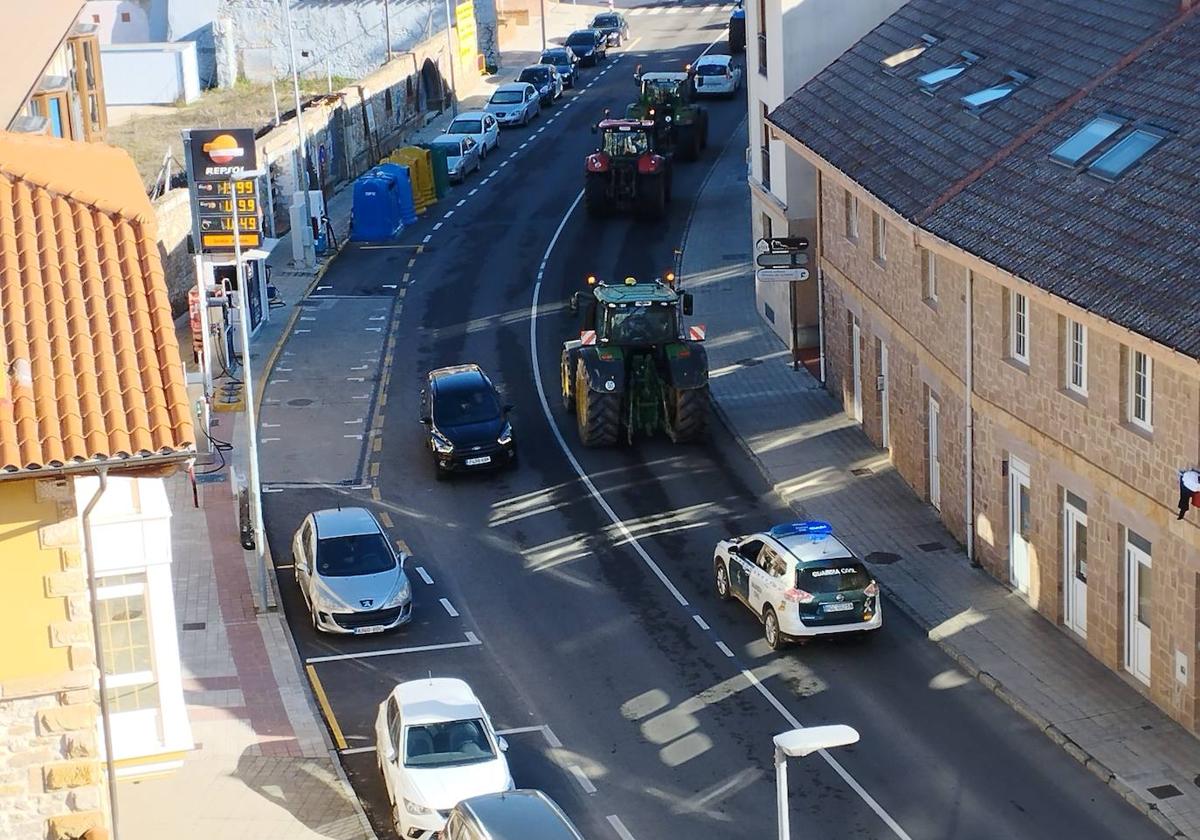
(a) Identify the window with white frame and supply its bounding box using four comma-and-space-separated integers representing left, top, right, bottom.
922, 248, 938, 302
872, 212, 886, 263
1066, 319, 1087, 395
97, 573, 159, 714
1010, 292, 1029, 364
1129, 349, 1153, 430
844, 190, 858, 240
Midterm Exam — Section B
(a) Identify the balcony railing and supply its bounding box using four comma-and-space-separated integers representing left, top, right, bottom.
758, 33, 768, 75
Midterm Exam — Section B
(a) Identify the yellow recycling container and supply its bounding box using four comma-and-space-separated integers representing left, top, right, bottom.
385, 147, 436, 214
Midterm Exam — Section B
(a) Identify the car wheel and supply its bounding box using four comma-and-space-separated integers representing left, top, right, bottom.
763, 607, 785, 650
715, 562, 731, 601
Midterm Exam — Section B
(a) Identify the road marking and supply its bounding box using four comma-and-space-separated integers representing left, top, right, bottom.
495, 725, 563, 748
692, 614, 710, 631
415, 566, 434, 585
305, 632, 482, 664
300, 316, 317, 321
370, 462, 380, 477
422, 234, 433, 243
275, 563, 294, 569
444, 210, 455, 219
378, 511, 394, 528
352, 394, 371, 400
537, 126, 546, 133
500, 160, 509, 168
261, 437, 281, 443
369, 315, 386, 321
347, 376, 365, 382
715, 640, 734, 658
316, 285, 332, 291
481, 177, 491, 184
568, 764, 597, 794
351, 364, 369, 370
456, 198, 467, 206
263, 482, 371, 491
469, 188, 478, 196
276, 367, 292, 372
365, 327, 383, 332
294, 329, 311, 334
509, 151, 518, 159
433, 222, 444, 230
263, 422, 281, 428
340, 745, 376, 755
371, 487, 382, 501
262, 487, 284, 494
520, 142, 528, 149
402, 272, 411, 284
439, 598, 459, 618
344, 434, 363, 440
305, 664, 347, 749
528, 151, 912, 840
607, 815, 636, 840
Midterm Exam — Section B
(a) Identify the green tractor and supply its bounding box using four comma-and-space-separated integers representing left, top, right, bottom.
626, 65, 709, 162
560, 274, 709, 446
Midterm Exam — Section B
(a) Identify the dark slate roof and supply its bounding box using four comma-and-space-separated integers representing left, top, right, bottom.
769, 0, 1200, 358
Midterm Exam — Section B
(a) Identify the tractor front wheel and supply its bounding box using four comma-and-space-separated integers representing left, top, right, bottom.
576, 361, 620, 447
668, 385, 708, 443
561, 350, 576, 414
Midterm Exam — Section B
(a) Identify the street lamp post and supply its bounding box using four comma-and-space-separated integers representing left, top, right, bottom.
540, 0, 547, 51
442, 0, 459, 118
774, 725, 860, 840
383, 0, 393, 61
281, 0, 316, 267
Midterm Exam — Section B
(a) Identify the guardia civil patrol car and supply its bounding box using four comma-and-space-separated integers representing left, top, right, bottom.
713, 521, 881, 648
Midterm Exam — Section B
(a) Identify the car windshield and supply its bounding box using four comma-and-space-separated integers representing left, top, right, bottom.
644, 79, 682, 99
404, 719, 496, 767
431, 139, 463, 155
603, 305, 676, 344
797, 563, 871, 594
316, 533, 396, 577
696, 63, 727, 76
435, 383, 501, 426
519, 69, 548, 84
448, 118, 483, 134
567, 32, 594, 46
593, 15, 618, 26
602, 129, 650, 156
542, 51, 568, 64
491, 90, 524, 104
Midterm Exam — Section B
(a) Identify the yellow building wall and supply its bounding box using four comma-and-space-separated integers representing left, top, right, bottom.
0, 480, 72, 681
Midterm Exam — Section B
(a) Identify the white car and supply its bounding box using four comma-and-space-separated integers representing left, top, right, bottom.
692, 54, 742, 97
445, 111, 500, 158
713, 520, 881, 649
484, 82, 541, 127
376, 678, 514, 839
430, 134, 482, 182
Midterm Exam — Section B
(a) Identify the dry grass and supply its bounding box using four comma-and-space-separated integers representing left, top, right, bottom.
106, 77, 353, 190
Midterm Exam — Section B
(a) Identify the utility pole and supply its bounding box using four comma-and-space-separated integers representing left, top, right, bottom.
384, 0, 392, 61
281, 0, 316, 267
540, 0, 547, 51
442, 0, 459, 117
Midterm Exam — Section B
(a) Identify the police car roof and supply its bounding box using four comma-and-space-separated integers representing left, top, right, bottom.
769, 521, 856, 564
595, 281, 676, 303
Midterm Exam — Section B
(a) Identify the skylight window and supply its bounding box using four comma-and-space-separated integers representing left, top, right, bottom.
881, 34, 939, 71
1049, 115, 1125, 166
917, 51, 980, 91
960, 71, 1029, 113
1087, 127, 1166, 180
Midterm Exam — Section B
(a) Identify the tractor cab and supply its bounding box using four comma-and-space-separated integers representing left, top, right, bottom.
571, 275, 694, 349
633, 68, 695, 105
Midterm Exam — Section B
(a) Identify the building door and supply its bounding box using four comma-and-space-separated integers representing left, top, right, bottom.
1125, 538, 1152, 686
851, 319, 862, 422
879, 343, 890, 451
927, 395, 941, 510
1063, 494, 1088, 638
1008, 457, 1031, 594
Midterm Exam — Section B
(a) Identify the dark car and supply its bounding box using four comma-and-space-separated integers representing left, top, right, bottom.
516, 64, 562, 105
589, 12, 629, 47
421, 364, 516, 479
565, 29, 607, 66
540, 47, 579, 88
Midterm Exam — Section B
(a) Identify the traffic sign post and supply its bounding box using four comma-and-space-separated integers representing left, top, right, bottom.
753, 234, 811, 371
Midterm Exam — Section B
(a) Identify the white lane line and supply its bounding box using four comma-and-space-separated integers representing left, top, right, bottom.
439, 597, 459, 618
414, 566, 435, 584
273, 378, 290, 383
481, 177, 492, 185
692, 614, 710, 631
500, 160, 510, 168
344, 418, 364, 424
263, 422, 281, 428
261, 437, 281, 443
433, 221, 444, 230
715, 640, 734, 658
469, 188, 478, 196
537, 126, 546, 133
509, 151, 518, 159
607, 815, 636, 840
496, 725, 563, 748
456, 198, 467, 206
520, 142, 528, 149
341, 745, 376, 755
343, 434, 363, 440
346, 376, 365, 382
422, 234, 432, 243
276, 367, 292, 372
275, 563, 294, 570
527, 145, 912, 840
444, 210, 455, 218
305, 632, 481, 663
568, 764, 597, 795
382, 283, 398, 289
316, 285, 332, 291
547, 118, 556, 125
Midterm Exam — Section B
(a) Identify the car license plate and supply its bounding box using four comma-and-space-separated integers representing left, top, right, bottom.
353, 625, 387, 635
823, 602, 855, 612
465, 456, 491, 466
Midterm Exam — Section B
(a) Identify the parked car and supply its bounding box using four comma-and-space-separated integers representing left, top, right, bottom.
565, 29, 607, 66
728, 0, 746, 52
589, 11, 629, 46
376, 678, 514, 839
713, 520, 882, 649
292, 507, 412, 634
445, 110, 500, 157
421, 364, 516, 479
484, 82, 541, 127
539, 47, 579, 88
429, 135, 482, 182
447, 790, 585, 840
692, 54, 743, 97
516, 64, 563, 105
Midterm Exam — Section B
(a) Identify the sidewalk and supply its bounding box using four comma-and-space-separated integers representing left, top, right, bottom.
681, 118, 1200, 840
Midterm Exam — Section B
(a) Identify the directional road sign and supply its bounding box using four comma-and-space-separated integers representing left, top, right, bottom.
756, 267, 810, 283
756, 251, 809, 269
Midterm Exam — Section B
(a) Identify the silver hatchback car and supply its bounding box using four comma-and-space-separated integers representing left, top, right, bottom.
485, 82, 541, 127
292, 507, 413, 634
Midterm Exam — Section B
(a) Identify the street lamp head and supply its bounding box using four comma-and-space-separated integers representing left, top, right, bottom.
774, 725, 859, 758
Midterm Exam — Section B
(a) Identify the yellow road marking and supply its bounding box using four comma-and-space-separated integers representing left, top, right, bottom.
402, 272, 411, 284
370, 462, 380, 478
371, 487, 382, 501
305, 664, 347, 750
408, 258, 418, 268
373, 437, 383, 453
396, 539, 412, 555
378, 511, 394, 528
417, 245, 424, 255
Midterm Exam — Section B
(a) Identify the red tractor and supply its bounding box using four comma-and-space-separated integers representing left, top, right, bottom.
585, 118, 672, 218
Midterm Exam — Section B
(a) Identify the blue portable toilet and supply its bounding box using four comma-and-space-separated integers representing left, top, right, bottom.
372, 163, 418, 226
350, 172, 403, 242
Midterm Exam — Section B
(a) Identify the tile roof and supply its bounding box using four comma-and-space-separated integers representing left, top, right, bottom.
2, 0, 85, 128
769, 0, 1200, 358
0, 132, 195, 477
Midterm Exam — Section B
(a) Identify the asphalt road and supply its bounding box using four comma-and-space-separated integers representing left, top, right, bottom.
258, 2, 1161, 838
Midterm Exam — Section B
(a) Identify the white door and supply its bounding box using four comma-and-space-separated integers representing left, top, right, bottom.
1063, 497, 1088, 638
879, 343, 890, 450
1125, 541, 1152, 685
1009, 457, 1031, 594
851, 320, 863, 422
927, 396, 941, 510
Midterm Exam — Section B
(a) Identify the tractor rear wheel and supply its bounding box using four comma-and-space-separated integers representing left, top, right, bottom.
575, 361, 620, 446
668, 385, 708, 442
585, 176, 609, 217
560, 350, 576, 414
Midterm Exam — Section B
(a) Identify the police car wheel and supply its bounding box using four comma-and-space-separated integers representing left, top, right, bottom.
763, 607, 784, 650
715, 562, 731, 600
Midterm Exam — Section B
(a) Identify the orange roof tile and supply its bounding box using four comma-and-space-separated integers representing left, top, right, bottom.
0, 131, 194, 476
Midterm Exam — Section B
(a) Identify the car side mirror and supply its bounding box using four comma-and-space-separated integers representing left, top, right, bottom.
682, 293, 694, 316
497, 736, 509, 752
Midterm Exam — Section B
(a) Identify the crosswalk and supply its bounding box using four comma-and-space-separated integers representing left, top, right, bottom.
625, 3, 734, 15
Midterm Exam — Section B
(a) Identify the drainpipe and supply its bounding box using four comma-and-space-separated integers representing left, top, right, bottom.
965, 270, 976, 565
82, 467, 121, 839
816, 172, 826, 383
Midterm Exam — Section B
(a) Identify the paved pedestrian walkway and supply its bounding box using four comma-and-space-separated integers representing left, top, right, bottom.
680, 118, 1200, 840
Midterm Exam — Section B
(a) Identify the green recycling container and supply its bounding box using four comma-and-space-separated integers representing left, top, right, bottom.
422, 144, 450, 198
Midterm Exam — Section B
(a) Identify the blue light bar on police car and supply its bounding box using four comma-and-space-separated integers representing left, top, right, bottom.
768, 521, 833, 538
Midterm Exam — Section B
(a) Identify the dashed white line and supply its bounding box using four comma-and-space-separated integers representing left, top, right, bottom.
496, 725, 563, 748
346, 376, 365, 382
344, 418, 364, 424
261, 437, 281, 443
692, 614, 710, 631
262, 422, 281, 428
715, 640, 734, 658
433, 221, 444, 230
568, 764, 597, 795
343, 434, 363, 440
481, 177, 491, 185
607, 815, 636, 840
500, 160, 509, 167
422, 234, 433, 243
469, 188, 478, 196
508, 151, 518, 159
273, 378, 290, 383
340, 745, 375, 755
276, 367, 292, 372
520, 142, 528, 149
456, 198, 467, 206
415, 566, 434, 585
439, 597, 459, 618
305, 632, 482, 664
443, 210, 455, 218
